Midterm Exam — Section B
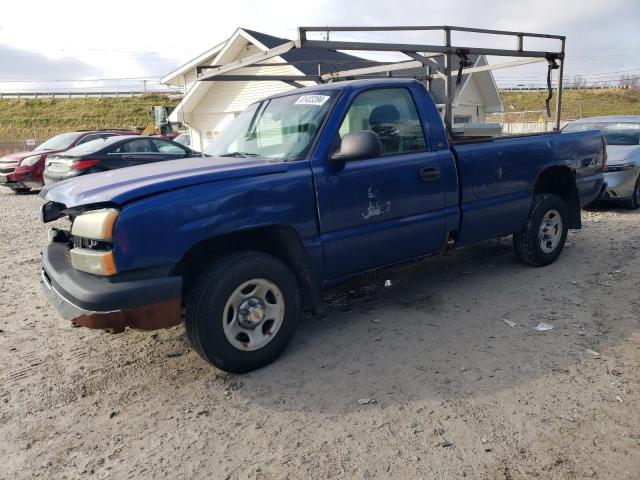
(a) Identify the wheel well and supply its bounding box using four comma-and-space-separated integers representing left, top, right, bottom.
534, 166, 581, 229
174, 226, 320, 313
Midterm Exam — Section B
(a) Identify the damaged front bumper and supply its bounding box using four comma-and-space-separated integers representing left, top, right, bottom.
41, 243, 182, 333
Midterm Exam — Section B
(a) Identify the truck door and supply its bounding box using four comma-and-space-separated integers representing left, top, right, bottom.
314, 87, 448, 280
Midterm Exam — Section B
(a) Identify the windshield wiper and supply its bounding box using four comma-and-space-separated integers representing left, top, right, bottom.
219, 152, 261, 158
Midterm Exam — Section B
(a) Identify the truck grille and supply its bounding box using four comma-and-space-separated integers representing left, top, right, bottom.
72, 235, 112, 251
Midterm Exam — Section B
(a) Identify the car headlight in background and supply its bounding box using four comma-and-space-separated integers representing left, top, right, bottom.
21, 154, 43, 167
71, 208, 119, 241
604, 163, 635, 173
70, 208, 119, 276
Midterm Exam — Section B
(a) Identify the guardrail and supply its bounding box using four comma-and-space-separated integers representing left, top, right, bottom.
500, 85, 638, 91
0, 91, 183, 99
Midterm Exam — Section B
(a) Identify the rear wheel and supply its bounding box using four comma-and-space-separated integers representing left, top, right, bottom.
185, 251, 301, 373
10, 187, 30, 194
622, 174, 640, 210
514, 194, 568, 267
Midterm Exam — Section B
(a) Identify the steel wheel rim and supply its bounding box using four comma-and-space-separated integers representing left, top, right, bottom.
538, 209, 563, 253
222, 278, 285, 351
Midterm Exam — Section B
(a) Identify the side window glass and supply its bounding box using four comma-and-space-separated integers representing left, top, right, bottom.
151, 139, 188, 154
115, 139, 154, 153
338, 88, 426, 156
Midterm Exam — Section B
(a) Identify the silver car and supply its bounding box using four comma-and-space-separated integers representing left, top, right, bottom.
564, 116, 640, 209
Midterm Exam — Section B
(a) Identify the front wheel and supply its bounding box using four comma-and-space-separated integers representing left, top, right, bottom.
186, 251, 301, 373
514, 193, 568, 267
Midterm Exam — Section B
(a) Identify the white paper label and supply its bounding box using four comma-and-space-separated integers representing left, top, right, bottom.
294, 95, 330, 106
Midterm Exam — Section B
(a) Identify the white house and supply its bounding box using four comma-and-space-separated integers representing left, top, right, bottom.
162, 28, 503, 151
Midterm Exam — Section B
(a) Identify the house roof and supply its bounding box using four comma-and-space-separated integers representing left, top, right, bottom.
242, 29, 374, 75
242, 30, 486, 105
166, 28, 502, 123
164, 28, 488, 100
161, 40, 226, 86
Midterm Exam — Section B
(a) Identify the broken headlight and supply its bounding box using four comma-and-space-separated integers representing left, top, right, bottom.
70, 208, 119, 276
71, 208, 119, 241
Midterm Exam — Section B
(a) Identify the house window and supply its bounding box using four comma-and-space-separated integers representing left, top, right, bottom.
256, 112, 283, 148
454, 115, 472, 124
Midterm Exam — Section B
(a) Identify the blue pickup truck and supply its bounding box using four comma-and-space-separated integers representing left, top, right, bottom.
40, 79, 605, 372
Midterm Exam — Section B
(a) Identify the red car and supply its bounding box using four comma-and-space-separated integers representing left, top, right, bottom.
0, 130, 133, 193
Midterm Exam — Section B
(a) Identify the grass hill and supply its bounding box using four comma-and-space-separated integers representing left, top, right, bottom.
0, 95, 181, 142
498, 88, 640, 121
1, 89, 639, 143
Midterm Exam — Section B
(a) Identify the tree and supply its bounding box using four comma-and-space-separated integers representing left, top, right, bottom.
619, 75, 639, 89
566, 75, 588, 89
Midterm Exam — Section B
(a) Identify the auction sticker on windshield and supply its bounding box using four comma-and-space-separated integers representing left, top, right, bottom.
295, 95, 331, 106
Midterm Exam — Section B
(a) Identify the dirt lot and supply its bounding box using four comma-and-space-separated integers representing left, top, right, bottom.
1, 189, 638, 479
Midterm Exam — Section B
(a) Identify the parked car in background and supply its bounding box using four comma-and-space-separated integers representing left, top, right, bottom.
43, 135, 198, 186
0, 130, 134, 193
564, 116, 640, 209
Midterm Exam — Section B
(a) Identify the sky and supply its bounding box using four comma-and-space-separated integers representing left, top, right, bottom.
0, 0, 638, 92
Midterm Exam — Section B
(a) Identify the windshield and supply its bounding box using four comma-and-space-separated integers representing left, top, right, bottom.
204, 92, 336, 161
564, 122, 640, 146
34, 132, 83, 151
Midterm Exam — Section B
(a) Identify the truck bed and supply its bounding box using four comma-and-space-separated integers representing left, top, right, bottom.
451, 129, 605, 245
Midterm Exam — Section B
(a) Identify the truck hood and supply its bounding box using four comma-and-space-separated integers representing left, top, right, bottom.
41, 156, 288, 207
606, 145, 640, 165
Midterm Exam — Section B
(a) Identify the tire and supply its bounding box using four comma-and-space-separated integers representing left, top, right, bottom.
185, 251, 301, 373
513, 194, 569, 267
621, 174, 640, 210
10, 187, 30, 194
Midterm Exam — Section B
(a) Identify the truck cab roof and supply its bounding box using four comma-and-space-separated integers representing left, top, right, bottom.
262, 78, 425, 101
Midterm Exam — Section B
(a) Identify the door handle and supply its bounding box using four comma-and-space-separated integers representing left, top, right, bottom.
420, 166, 441, 181
122, 155, 134, 161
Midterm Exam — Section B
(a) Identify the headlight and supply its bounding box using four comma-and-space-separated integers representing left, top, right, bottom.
71, 208, 119, 241
21, 154, 42, 167
70, 248, 117, 276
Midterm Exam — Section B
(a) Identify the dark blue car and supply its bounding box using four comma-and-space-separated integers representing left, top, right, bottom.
43, 135, 197, 186
40, 79, 606, 372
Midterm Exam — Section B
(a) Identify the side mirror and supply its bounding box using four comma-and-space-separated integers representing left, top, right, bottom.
330, 130, 381, 165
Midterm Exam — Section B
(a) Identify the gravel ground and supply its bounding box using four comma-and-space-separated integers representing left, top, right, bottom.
0, 188, 639, 479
